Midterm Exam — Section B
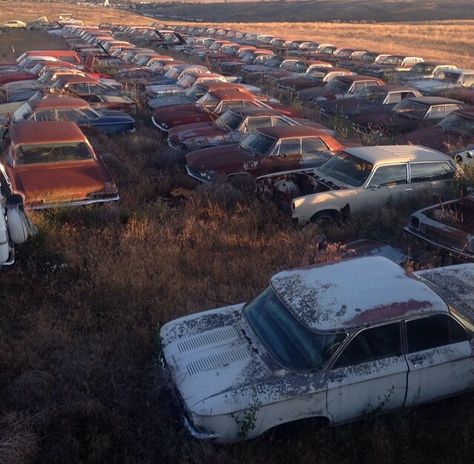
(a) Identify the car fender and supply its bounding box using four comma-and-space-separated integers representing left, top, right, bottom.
292, 190, 355, 223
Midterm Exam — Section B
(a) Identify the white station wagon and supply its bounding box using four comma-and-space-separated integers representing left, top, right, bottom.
160, 256, 474, 443
284, 145, 458, 224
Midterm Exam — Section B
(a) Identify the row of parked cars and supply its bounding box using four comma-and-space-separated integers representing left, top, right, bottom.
2, 23, 474, 446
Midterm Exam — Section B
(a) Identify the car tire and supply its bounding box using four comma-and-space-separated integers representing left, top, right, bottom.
310, 210, 338, 226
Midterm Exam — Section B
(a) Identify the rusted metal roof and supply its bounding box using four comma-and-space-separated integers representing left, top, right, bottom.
271, 256, 448, 332
10, 121, 87, 145
31, 97, 89, 110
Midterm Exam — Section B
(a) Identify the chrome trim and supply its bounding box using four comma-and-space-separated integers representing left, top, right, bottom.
404, 226, 473, 259
151, 116, 169, 132
29, 195, 119, 210
183, 416, 220, 441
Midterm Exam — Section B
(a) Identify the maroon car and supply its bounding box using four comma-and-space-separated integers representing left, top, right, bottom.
398, 106, 474, 159
168, 107, 331, 151
152, 87, 290, 132
299, 75, 384, 103
0, 72, 36, 86
435, 88, 474, 106
185, 125, 346, 187
353, 96, 464, 136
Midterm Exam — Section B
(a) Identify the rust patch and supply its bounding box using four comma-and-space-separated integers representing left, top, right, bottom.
347, 299, 434, 326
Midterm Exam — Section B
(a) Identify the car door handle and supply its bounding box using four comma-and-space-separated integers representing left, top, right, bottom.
405, 188, 413, 191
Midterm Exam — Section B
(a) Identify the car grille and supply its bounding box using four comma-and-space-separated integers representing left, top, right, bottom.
420, 224, 469, 251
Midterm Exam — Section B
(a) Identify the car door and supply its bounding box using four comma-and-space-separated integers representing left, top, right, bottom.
348, 164, 409, 214
262, 138, 302, 174
326, 322, 407, 424
404, 314, 474, 405
408, 161, 456, 199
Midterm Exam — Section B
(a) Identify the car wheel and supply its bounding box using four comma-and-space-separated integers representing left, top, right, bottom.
310, 210, 337, 226
228, 174, 257, 194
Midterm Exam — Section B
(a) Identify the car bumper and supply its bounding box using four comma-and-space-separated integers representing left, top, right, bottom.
28, 194, 120, 210
404, 226, 474, 259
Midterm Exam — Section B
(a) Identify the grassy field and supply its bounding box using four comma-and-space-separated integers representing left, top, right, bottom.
1, 13, 474, 464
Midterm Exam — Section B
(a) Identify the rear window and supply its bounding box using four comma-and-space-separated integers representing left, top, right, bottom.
16, 142, 92, 165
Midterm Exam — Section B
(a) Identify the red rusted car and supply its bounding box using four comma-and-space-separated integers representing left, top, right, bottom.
397, 106, 474, 158
185, 125, 346, 189
0, 121, 119, 208
151, 88, 279, 132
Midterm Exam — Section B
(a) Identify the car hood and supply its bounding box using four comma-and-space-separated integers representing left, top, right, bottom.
161, 304, 272, 415
186, 144, 255, 174
161, 304, 322, 416
148, 95, 192, 109
153, 106, 204, 127
169, 122, 222, 141
13, 161, 111, 206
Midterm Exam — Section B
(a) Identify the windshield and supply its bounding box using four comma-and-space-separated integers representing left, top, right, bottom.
439, 113, 474, 136
412, 63, 435, 74
244, 288, 346, 370
12, 103, 32, 122
393, 100, 427, 119
216, 110, 242, 130
195, 93, 219, 109
359, 87, 385, 103
319, 151, 373, 187
441, 71, 461, 83
327, 78, 351, 93
185, 85, 206, 99
239, 131, 275, 156
177, 74, 195, 88
16, 142, 93, 164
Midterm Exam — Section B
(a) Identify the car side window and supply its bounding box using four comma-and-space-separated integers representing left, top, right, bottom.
334, 323, 401, 369
301, 137, 329, 154
33, 110, 55, 122
367, 164, 408, 187
410, 162, 454, 182
426, 105, 446, 119
385, 92, 402, 104
246, 117, 272, 132
272, 117, 291, 127
406, 315, 469, 353
56, 109, 80, 122
277, 138, 301, 156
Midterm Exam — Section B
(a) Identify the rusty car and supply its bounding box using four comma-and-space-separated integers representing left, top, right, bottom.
0, 121, 119, 208
352, 96, 464, 137
160, 255, 474, 442
398, 107, 474, 163
405, 193, 474, 259
185, 125, 345, 188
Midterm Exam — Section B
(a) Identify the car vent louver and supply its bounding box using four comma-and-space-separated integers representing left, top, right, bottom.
185, 345, 251, 375
177, 326, 240, 353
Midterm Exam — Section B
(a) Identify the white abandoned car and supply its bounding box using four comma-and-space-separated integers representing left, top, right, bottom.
0, 181, 35, 266
284, 145, 458, 224
160, 256, 474, 443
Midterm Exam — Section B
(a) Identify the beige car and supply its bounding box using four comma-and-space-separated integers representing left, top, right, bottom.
283, 145, 458, 224
2, 20, 26, 29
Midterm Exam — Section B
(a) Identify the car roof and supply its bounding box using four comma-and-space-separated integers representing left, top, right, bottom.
208, 88, 256, 100
337, 74, 383, 82
271, 256, 448, 332
10, 121, 87, 145
344, 145, 450, 164
30, 96, 89, 110
406, 96, 463, 105
415, 264, 474, 320
230, 107, 283, 117
57, 75, 98, 84
257, 125, 332, 138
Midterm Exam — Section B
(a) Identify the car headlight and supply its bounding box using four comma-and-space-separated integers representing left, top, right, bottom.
243, 160, 258, 170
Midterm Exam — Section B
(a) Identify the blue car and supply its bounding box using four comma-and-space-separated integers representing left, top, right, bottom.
12, 95, 136, 134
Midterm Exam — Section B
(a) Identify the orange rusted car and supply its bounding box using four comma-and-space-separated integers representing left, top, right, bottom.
0, 121, 119, 209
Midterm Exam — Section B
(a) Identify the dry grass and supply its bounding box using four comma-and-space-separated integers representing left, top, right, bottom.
1, 23, 474, 464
